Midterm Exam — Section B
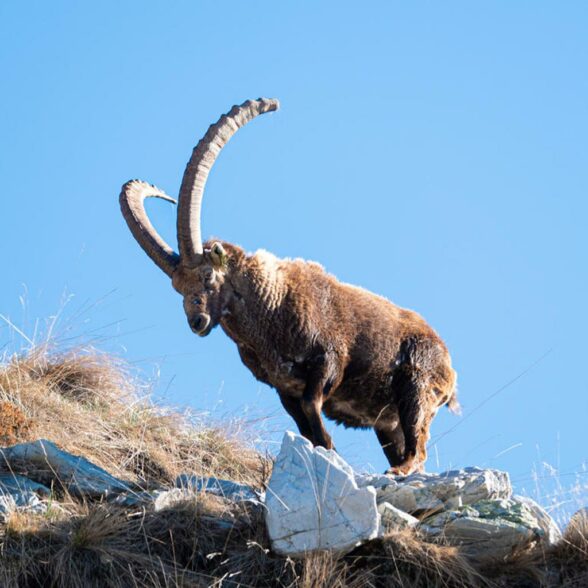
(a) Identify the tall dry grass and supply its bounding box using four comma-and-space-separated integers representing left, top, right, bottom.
0, 343, 266, 489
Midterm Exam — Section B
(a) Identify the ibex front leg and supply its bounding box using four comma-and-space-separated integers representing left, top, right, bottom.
278, 392, 314, 441
300, 355, 335, 450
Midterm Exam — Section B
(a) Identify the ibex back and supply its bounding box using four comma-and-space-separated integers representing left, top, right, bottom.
120, 98, 459, 475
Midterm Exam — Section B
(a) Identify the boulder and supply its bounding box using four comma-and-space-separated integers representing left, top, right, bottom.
176, 475, 261, 503
514, 495, 562, 545
376, 467, 511, 515
355, 472, 398, 490
421, 497, 559, 559
0, 472, 51, 497
0, 490, 47, 522
378, 482, 444, 514
265, 432, 380, 556
378, 502, 419, 532
0, 439, 132, 498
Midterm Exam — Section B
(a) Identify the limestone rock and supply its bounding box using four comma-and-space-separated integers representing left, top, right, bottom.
378, 482, 444, 514
0, 439, 132, 498
514, 495, 562, 545
355, 472, 397, 490
421, 497, 556, 559
176, 474, 261, 503
0, 472, 51, 497
378, 502, 419, 532
377, 467, 511, 515
0, 490, 47, 522
265, 432, 380, 556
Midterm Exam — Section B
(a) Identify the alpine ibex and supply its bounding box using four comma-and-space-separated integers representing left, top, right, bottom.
120, 98, 459, 474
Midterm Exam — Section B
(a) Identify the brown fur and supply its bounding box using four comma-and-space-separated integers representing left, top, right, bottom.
171, 240, 458, 475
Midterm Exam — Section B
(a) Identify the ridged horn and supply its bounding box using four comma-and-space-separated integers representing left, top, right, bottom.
176, 98, 280, 266
119, 180, 180, 277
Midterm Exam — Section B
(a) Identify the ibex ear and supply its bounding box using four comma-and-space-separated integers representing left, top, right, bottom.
210, 242, 228, 268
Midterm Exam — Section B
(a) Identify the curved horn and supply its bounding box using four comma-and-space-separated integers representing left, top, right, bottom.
120, 180, 180, 277
177, 97, 280, 266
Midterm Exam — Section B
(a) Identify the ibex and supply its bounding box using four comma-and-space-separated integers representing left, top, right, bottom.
120, 98, 458, 474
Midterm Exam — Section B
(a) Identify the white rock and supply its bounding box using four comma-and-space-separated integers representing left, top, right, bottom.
0, 490, 47, 522
378, 483, 443, 514
265, 432, 380, 557
378, 502, 419, 533
436, 515, 536, 559
421, 497, 554, 559
176, 475, 262, 503
355, 473, 397, 490
0, 439, 132, 497
514, 495, 562, 545
377, 467, 511, 515
0, 472, 51, 497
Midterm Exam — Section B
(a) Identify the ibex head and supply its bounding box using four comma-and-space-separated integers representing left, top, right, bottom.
120, 98, 279, 336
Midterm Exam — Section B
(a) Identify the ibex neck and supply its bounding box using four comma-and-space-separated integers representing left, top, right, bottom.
221, 249, 286, 347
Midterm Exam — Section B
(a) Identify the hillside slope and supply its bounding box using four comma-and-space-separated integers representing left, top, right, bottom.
0, 344, 586, 587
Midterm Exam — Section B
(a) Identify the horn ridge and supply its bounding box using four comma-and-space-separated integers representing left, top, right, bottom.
176, 97, 280, 266
119, 179, 180, 277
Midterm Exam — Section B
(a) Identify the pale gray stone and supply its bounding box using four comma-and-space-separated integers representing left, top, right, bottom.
377, 466, 511, 515
378, 502, 419, 533
265, 432, 380, 556
0, 490, 47, 522
355, 473, 397, 490
421, 497, 555, 559
0, 472, 51, 497
514, 495, 562, 545
0, 439, 132, 498
176, 474, 261, 503
377, 483, 444, 514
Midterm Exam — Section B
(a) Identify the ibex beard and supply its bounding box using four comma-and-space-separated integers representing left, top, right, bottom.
120, 98, 459, 475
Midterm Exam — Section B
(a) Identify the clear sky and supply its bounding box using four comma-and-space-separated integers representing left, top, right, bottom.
1, 2, 587, 522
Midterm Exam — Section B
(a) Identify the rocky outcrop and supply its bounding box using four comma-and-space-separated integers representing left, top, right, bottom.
0, 432, 577, 563
421, 498, 550, 559
262, 433, 563, 558
0, 439, 133, 497
378, 502, 419, 531
0, 489, 47, 522
375, 467, 511, 513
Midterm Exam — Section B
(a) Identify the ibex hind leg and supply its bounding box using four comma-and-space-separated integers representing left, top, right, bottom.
387, 372, 431, 475
375, 421, 406, 470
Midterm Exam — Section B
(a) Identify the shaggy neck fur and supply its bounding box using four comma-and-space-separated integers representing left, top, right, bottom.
221, 246, 288, 354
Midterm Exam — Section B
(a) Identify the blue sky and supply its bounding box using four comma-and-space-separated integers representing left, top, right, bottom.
1, 2, 587, 518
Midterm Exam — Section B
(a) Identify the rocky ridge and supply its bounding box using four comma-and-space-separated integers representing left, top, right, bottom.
0, 432, 571, 562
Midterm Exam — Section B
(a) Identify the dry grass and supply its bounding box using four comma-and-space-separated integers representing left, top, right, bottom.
0, 344, 265, 489
0, 343, 586, 587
